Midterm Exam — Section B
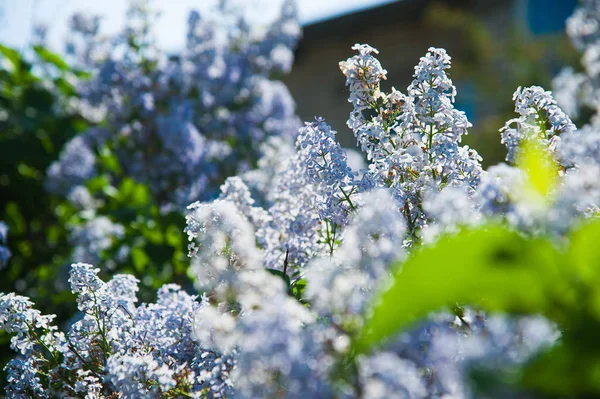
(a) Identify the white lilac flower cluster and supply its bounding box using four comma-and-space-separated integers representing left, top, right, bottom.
433, 86, 599, 235
4, 3, 600, 397
47, 0, 301, 208
500, 86, 576, 164
553, 0, 600, 126
1, 263, 233, 398
0, 221, 10, 270
177, 42, 598, 397
339, 45, 483, 237
43, 0, 300, 269
69, 216, 126, 265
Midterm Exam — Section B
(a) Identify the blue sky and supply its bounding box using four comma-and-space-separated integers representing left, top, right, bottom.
0, 0, 397, 52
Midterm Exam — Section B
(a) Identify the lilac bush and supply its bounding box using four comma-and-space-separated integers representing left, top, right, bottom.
49, 0, 300, 207
40, 0, 301, 290
1, 264, 232, 398
553, 0, 600, 125
2, 1, 600, 397
0, 222, 10, 270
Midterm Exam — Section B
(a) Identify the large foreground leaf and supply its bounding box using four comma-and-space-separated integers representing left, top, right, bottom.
356, 225, 564, 353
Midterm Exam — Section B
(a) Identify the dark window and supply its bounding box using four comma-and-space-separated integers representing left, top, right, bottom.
527, 0, 577, 34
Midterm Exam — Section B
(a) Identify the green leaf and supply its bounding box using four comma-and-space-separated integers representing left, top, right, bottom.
521, 342, 600, 396
0, 44, 22, 74
266, 268, 291, 287
140, 220, 163, 245
17, 163, 42, 180
130, 183, 150, 207
86, 175, 111, 194
116, 178, 150, 207
567, 219, 600, 285
73, 69, 92, 79
291, 278, 307, 301
567, 219, 600, 320
131, 247, 150, 272
356, 225, 563, 353
54, 76, 76, 96
517, 138, 558, 203
117, 178, 136, 201
165, 224, 182, 247
33, 45, 70, 71
98, 146, 122, 175
5, 202, 26, 235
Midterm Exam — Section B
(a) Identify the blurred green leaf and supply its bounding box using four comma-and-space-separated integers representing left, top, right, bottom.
86, 175, 111, 194
5, 202, 25, 235
522, 342, 600, 396
140, 221, 163, 245
116, 178, 150, 207
33, 45, 70, 71
131, 247, 150, 272
54, 76, 76, 96
266, 268, 291, 287
568, 219, 600, 285
356, 225, 564, 353
98, 146, 122, 175
0, 44, 22, 74
165, 224, 182, 247
73, 69, 92, 79
17, 163, 42, 180
517, 138, 559, 202
291, 278, 307, 301
23, 86, 54, 112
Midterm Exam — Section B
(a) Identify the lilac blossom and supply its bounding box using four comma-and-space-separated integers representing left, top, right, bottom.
304, 189, 406, 320
1, 263, 234, 398
566, 0, 600, 52
295, 118, 358, 226
422, 184, 482, 242
49, 0, 301, 208
0, 221, 10, 270
358, 352, 427, 399
217, 177, 272, 234
185, 199, 263, 291
193, 265, 336, 398
256, 147, 324, 270
177, 41, 600, 399
552, 67, 588, 119
500, 86, 575, 164
240, 136, 297, 205
43, 0, 301, 282
559, 123, 600, 168
69, 216, 125, 265
339, 44, 392, 163
553, 0, 600, 126
46, 136, 97, 196
339, 45, 483, 238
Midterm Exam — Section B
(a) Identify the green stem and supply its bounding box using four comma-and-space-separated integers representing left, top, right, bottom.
426, 77, 436, 166
340, 186, 357, 212
324, 219, 335, 255
90, 291, 111, 355
66, 338, 105, 381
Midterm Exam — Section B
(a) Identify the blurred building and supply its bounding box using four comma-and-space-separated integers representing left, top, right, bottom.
283, 0, 577, 150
